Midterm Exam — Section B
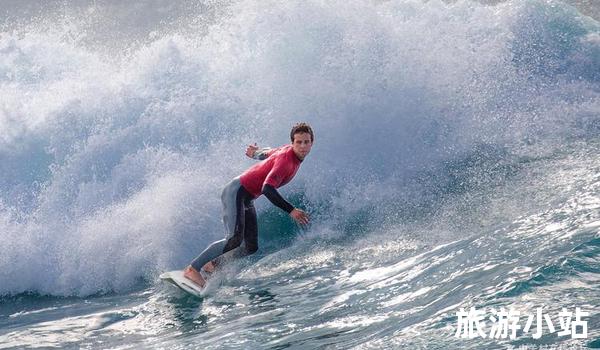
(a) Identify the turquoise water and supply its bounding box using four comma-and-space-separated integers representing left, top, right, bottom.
0, 0, 599, 348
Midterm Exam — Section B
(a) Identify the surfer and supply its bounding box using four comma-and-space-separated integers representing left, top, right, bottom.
183, 122, 313, 287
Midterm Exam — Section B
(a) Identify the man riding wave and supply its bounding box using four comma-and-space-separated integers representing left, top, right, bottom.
183, 123, 314, 287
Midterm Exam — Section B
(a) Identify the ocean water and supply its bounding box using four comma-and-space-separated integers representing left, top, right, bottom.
0, 0, 599, 349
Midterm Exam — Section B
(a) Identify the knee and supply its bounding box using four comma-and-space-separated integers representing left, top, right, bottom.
231, 235, 243, 247
245, 243, 258, 255
224, 235, 243, 251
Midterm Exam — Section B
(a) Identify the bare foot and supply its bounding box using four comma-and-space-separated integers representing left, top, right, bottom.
183, 265, 205, 288
202, 260, 216, 274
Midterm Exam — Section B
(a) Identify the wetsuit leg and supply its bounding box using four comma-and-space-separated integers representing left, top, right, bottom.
190, 183, 257, 270
219, 186, 259, 261
222, 178, 241, 238
190, 239, 227, 271
243, 204, 258, 254
222, 186, 248, 253
189, 178, 240, 271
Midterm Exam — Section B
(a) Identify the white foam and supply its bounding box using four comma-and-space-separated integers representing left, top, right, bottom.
0, 0, 598, 296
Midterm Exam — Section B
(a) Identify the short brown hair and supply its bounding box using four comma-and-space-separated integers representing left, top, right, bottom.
290, 122, 314, 142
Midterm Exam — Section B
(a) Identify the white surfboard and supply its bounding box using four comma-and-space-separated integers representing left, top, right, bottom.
160, 270, 205, 297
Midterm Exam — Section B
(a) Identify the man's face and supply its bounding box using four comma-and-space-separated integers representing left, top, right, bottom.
292, 132, 313, 160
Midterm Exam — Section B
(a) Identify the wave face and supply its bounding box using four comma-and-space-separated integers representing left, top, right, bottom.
0, 1, 599, 346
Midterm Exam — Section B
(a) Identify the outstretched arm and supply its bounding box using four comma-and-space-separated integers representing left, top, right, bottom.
246, 143, 273, 160
262, 184, 309, 225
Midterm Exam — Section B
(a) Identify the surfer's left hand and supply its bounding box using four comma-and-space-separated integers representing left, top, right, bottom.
290, 208, 309, 225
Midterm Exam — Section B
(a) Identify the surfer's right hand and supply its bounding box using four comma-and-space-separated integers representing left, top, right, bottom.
246, 143, 259, 158
290, 208, 309, 226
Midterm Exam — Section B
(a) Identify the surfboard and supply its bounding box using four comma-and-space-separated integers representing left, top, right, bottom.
160, 270, 204, 297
